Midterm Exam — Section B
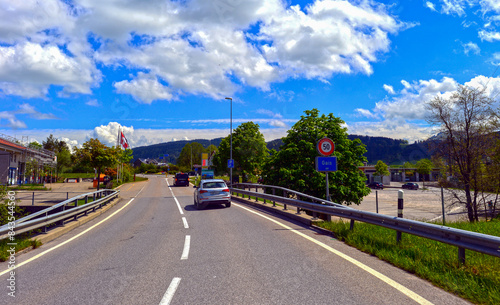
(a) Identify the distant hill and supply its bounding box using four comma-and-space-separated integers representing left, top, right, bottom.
132, 138, 223, 164
132, 135, 433, 165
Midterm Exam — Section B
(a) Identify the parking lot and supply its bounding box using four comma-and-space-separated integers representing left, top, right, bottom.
354, 182, 468, 222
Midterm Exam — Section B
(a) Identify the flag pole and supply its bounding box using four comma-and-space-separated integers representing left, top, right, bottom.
117, 127, 121, 183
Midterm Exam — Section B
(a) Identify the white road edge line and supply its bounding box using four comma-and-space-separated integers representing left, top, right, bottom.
182, 217, 189, 229
166, 178, 184, 215
159, 277, 181, 305
0, 195, 141, 276
234, 202, 434, 305
181, 235, 191, 260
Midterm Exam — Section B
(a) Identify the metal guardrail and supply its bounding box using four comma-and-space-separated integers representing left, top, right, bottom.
0, 189, 119, 239
231, 183, 500, 263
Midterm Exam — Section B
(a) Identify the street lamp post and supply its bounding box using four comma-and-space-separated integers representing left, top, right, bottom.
226, 97, 233, 188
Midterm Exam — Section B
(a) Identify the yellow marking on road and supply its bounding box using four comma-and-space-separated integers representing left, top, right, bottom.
125, 183, 135, 192
234, 203, 434, 305
0, 185, 146, 276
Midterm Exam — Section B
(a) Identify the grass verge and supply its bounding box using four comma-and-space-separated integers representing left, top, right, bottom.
9, 184, 49, 191
315, 219, 500, 304
0, 234, 42, 262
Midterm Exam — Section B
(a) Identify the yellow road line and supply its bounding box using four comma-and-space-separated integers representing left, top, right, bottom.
234, 203, 433, 305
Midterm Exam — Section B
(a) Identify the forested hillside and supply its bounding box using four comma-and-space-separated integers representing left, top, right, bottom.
132, 135, 432, 165
132, 138, 223, 164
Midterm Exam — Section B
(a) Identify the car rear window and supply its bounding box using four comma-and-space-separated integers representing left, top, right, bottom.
176, 174, 189, 179
202, 182, 227, 188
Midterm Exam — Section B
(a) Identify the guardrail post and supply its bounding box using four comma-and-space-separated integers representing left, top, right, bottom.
441, 187, 446, 225
283, 191, 288, 210
272, 189, 276, 207
32, 192, 35, 206
255, 186, 258, 202
350, 219, 355, 230
376, 190, 379, 213
66, 192, 69, 200
263, 187, 267, 204
397, 190, 404, 243
458, 247, 466, 265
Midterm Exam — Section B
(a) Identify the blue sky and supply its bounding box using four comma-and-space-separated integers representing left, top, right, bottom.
1, 0, 500, 149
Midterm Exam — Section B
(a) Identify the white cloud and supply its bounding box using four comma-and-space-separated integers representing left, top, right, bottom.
441, 0, 467, 16
0, 103, 58, 129
479, 30, 500, 42
428, 1, 500, 41
462, 41, 480, 55
347, 119, 435, 143
259, 1, 402, 78
0, 42, 96, 98
179, 118, 296, 126
17, 104, 59, 120
0, 0, 404, 101
425, 1, 437, 12
383, 84, 395, 94
0, 124, 288, 151
114, 73, 173, 104
0, 111, 27, 129
354, 108, 378, 119
356, 75, 500, 141
85, 99, 101, 107
91, 122, 134, 147
374, 77, 458, 120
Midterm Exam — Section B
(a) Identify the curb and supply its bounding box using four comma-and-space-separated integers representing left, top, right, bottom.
30, 196, 122, 245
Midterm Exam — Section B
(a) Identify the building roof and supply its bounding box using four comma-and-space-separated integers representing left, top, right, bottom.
0, 138, 27, 151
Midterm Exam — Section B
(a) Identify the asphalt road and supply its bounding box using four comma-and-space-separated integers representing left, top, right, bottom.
0, 175, 470, 304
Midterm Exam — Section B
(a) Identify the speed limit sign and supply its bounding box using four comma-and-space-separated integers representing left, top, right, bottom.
317, 137, 335, 156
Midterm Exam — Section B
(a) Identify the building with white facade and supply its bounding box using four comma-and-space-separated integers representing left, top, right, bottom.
0, 135, 56, 185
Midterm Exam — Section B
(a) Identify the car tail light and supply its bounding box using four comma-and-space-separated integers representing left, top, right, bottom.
222, 189, 229, 192
199, 190, 208, 194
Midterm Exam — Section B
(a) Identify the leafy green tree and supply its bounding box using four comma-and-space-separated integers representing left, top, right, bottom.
41, 134, 71, 177
73, 139, 118, 190
28, 142, 42, 149
213, 122, 269, 180
177, 142, 205, 171
416, 158, 433, 187
42, 134, 68, 152
262, 109, 369, 205
374, 160, 390, 179
25, 157, 39, 183
403, 161, 415, 179
56, 148, 72, 174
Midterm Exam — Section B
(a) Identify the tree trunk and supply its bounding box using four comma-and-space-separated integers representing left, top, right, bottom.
464, 185, 475, 222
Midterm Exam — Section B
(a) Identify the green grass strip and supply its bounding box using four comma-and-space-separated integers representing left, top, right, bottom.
316, 219, 500, 305
0, 234, 42, 262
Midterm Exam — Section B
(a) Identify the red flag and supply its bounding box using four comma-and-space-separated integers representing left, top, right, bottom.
120, 132, 129, 149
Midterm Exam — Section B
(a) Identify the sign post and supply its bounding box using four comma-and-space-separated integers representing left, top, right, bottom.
316, 137, 336, 202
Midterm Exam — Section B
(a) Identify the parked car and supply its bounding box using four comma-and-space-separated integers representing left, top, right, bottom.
194, 179, 231, 209
368, 182, 384, 189
402, 182, 419, 190
174, 172, 190, 186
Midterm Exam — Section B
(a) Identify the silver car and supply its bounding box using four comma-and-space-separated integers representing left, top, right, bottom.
194, 179, 231, 209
